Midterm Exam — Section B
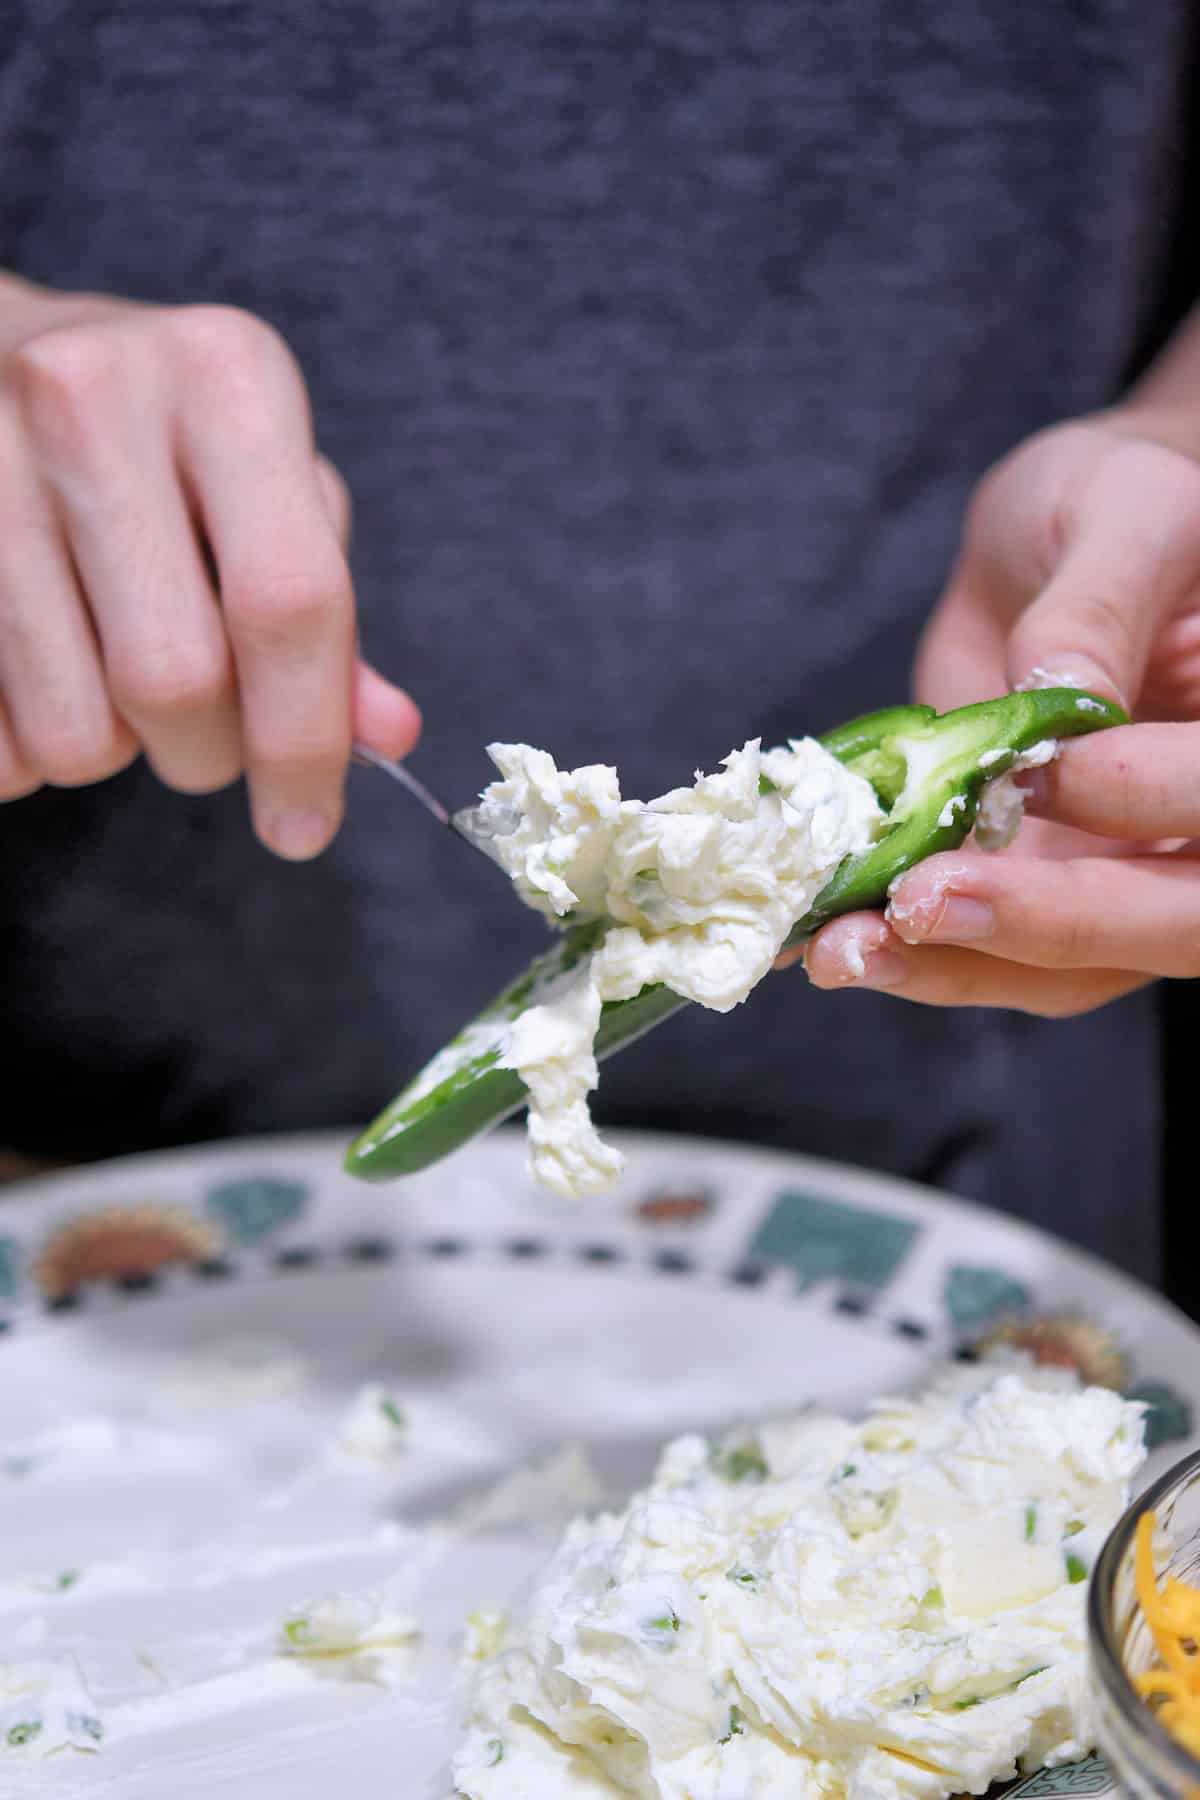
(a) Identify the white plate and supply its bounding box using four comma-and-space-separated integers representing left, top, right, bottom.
1, 1127, 1197, 1798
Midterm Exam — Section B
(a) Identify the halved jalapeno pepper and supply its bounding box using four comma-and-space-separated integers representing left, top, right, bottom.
346, 688, 1126, 1182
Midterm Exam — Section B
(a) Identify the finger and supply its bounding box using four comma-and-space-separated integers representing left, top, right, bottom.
0, 694, 42, 799
0, 412, 136, 786
1005, 439, 1200, 705
168, 307, 355, 859
1014, 721, 1200, 842
803, 912, 1149, 1016
95, 491, 242, 795
886, 846, 1200, 979
311, 460, 420, 761
353, 661, 422, 760
21, 352, 243, 793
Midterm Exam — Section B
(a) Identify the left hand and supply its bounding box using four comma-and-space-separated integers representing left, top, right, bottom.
802, 414, 1200, 1014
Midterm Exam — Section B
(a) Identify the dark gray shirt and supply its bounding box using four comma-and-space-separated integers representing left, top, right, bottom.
1, 2, 1185, 1278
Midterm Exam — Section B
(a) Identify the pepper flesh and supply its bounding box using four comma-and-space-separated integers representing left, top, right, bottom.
346, 688, 1125, 1182
788, 689, 1125, 940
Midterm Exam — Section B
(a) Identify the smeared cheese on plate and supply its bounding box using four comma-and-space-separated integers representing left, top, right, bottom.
452, 1361, 1146, 1800
0, 1657, 104, 1756
474, 740, 883, 1196
278, 1586, 419, 1659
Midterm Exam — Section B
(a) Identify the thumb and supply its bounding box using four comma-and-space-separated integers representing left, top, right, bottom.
1005, 440, 1200, 707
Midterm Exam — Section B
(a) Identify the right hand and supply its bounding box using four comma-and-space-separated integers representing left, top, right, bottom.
0, 274, 420, 858
804, 415, 1200, 1014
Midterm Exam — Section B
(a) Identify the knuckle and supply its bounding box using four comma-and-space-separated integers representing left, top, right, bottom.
29, 721, 129, 788
109, 639, 233, 719
964, 444, 1033, 546
151, 744, 243, 797
166, 304, 291, 389
965, 461, 1008, 535
227, 562, 352, 646
316, 455, 353, 544
11, 324, 131, 443
1070, 587, 1132, 647
251, 724, 348, 779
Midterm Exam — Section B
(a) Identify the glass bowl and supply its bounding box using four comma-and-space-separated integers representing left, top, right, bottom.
1090, 1447, 1200, 1797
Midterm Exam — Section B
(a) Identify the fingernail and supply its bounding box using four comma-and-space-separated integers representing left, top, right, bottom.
1013, 660, 1127, 710
853, 949, 908, 988
269, 808, 333, 859
885, 886, 942, 938
927, 896, 994, 942
1014, 662, 1089, 693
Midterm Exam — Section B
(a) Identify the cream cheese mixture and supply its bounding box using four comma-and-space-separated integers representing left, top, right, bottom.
973, 741, 1058, 852
453, 1362, 1146, 1800
475, 740, 883, 1196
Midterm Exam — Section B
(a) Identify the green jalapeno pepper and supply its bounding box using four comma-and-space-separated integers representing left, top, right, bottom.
345, 687, 1125, 1183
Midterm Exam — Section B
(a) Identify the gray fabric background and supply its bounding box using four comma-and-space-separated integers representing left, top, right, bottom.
0, 2, 1186, 1278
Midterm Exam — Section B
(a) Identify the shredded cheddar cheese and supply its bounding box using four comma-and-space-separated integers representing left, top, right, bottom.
1134, 1510, 1200, 1757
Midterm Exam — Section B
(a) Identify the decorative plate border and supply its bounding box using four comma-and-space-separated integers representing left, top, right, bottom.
1, 1138, 1192, 1451
1, 1129, 1196, 1797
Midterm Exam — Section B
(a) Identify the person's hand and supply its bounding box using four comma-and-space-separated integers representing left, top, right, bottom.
0, 274, 419, 857
802, 414, 1200, 1013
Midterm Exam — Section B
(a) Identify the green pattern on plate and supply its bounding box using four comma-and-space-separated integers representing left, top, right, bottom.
205, 1176, 309, 1246
748, 1191, 919, 1294
0, 1237, 19, 1303
943, 1264, 1030, 1332
1126, 1381, 1194, 1450
1003, 1757, 1113, 1797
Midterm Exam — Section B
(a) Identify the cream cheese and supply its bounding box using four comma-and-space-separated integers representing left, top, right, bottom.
474, 739, 883, 1196
452, 1362, 1146, 1800
335, 1384, 409, 1460
0, 1656, 103, 1756
974, 740, 1058, 852
464, 1612, 510, 1663
278, 1586, 419, 1659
